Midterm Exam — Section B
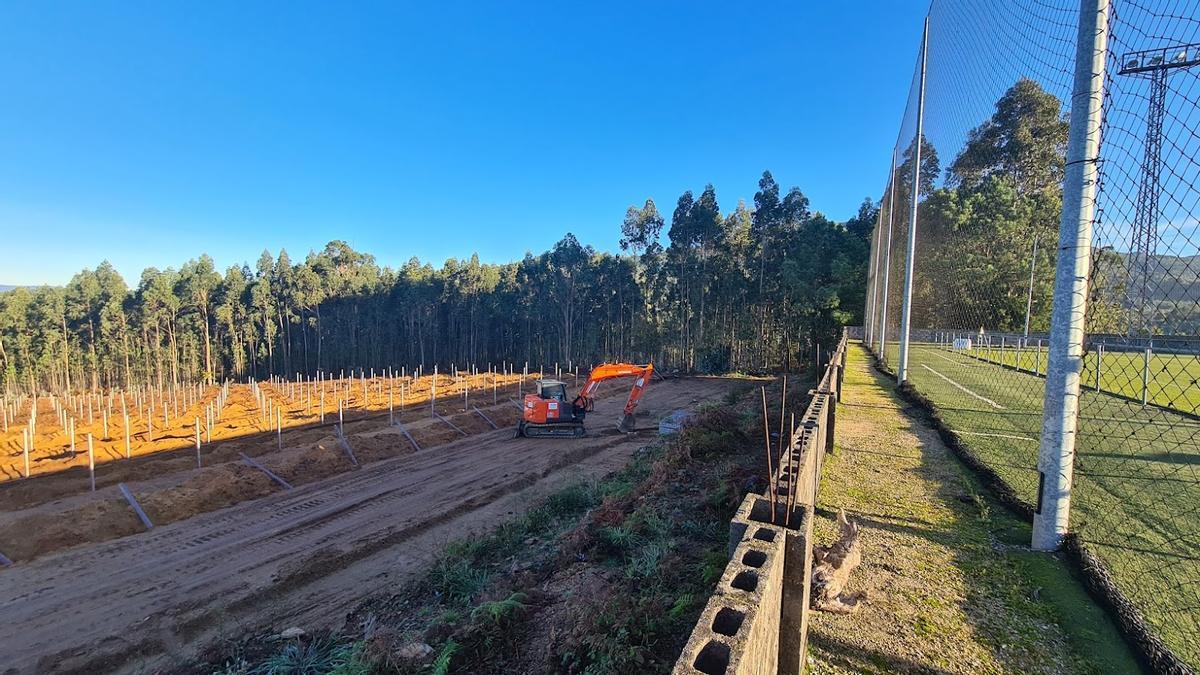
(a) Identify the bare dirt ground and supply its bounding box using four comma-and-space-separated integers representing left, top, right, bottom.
0, 375, 734, 675
0, 372, 528, 485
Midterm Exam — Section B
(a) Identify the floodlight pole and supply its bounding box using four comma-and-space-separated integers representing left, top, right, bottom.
1117, 41, 1200, 334
897, 16, 929, 384
1033, 0, 1110, 551
877, 150, 898, 358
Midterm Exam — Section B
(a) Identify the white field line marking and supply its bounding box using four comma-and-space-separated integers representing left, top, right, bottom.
920, 364, 1006, 410
954, 430, 1037, 442
926, 349, 985, 367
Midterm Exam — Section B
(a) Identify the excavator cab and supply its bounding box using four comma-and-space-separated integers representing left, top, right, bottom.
520, 379, 586, 438
537, 380, 569, 404
517, 364, 653, 438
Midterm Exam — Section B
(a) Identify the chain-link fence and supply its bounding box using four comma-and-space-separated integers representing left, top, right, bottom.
862, 0, 1200, 669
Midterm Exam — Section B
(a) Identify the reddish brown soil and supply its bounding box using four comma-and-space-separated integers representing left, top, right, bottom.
0, 375, 733, 675
0, 373, 530, 511
0, 372, 531, 485
0, 398, 525, 562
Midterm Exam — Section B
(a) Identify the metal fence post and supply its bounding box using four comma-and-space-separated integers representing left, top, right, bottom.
1032, 0, 1109, 551
897, 16, 930, 384
877, 151, 898, 358
1141, 346, 1151, 406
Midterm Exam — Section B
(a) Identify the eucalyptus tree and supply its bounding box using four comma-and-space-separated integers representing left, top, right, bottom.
177, 256, 221, 383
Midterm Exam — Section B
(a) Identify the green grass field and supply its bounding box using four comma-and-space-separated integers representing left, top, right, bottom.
950, 342, 1200, 415
880, 341, 1200, 667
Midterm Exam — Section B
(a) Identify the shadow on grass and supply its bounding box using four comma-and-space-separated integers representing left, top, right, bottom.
822, 346, 1143, 674
809, 631, 955, 674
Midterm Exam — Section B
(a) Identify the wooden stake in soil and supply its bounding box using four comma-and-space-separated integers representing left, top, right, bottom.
119, 483, 155, 531
124, 413, 131, 458
22, 428, 30, 478
334, 424, 359, 466
433, 411, 468, 436
195, 417, 201, 467
88, 434, 96, 492
472, 405, 498, 429
761, 386, 776, 521
391, 418, 421, 452
239, 453, 293, 490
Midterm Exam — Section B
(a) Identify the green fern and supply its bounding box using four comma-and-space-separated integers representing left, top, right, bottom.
430, 639, 460, 675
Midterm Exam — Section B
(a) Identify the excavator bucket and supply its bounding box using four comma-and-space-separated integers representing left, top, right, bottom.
617, 413, 637, 433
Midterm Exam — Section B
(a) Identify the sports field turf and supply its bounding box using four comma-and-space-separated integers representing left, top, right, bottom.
879, 342, 1200, 666
954, 342, 1200, 415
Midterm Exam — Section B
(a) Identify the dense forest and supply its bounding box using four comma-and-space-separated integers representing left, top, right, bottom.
0, 172, 873, 393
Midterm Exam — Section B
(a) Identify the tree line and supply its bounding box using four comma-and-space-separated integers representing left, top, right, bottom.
0, 173, 873, 394
875, 77, 1128, 337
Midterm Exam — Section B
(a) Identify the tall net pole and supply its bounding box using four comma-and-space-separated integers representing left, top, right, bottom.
877, 150, 898, 359
1032, 0, 1110, 551
897, 17, 930, 384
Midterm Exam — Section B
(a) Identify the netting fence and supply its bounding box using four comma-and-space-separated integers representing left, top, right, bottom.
862, 0, 1200, 670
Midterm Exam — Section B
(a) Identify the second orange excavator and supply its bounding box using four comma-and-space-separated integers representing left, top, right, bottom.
517, 363, 654, 438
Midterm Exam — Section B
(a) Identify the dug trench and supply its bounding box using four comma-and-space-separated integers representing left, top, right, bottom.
0, 375, 737, 675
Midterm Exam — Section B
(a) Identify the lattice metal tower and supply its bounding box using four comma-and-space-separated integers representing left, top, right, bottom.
1118, 44, 1200, 334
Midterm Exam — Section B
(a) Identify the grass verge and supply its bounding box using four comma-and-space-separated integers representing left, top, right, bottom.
872, 343, 1171, 672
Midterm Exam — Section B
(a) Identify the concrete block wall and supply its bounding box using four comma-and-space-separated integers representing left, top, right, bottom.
676, 494, 812, 675
673, 333, 847, 675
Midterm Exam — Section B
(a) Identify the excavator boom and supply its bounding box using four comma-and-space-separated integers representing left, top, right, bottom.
577, 363, 654, 432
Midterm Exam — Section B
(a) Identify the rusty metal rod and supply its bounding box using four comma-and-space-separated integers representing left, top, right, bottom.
761, 386, 776, 521
786, 412, 798, 528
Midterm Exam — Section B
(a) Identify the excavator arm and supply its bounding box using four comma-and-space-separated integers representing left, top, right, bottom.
573, 363, 654, 432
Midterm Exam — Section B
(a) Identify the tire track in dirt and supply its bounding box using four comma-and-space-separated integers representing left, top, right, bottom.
0, 377, 734, 674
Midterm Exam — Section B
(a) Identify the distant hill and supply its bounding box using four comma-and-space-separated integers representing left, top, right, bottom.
1148, 254, 1200, 302
0, 285, 17, 293
1120, 253, 1200, 333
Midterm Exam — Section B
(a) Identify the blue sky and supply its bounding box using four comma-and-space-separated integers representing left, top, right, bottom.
0, 1, 926, 286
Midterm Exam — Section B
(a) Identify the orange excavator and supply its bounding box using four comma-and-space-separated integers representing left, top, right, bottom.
517, 363, 654, 438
